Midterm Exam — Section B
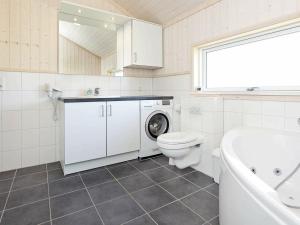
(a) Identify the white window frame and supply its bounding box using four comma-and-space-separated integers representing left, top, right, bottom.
194, 19, 300, 93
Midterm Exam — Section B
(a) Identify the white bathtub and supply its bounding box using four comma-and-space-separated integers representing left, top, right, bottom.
220, 127, 300, 225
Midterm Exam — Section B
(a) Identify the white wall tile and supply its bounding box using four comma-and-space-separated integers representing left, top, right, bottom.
285, 117, 300, 132
2, 111, 21, 130
262, 116, 284, 130
2, 150, 21, 171
22, 129, 39, 149
22, 148, 39, 167
224, 100, 243, 113
224, 112, 242, 132
243, 114, 262, 127
39, 91, 53, 110
1, 72, 22, 91
262, 101, 285, 116
39, 145, 56, 164
22, 73, 39, 91
285, 102, 300, 117
109, 77, 121, 90
2, 131, 22, 151
22, 111, 39, 129
139, 78, 153, 91
39, 110, 55, 128
243, 100, 262, 114
121, 77, 140, 91
39, 73, 56, 91
22, 91, 39, 110
2, 91, 22, 111
39, 127, 55, 146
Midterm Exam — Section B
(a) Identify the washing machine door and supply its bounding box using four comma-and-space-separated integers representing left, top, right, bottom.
146, 110, 170, 141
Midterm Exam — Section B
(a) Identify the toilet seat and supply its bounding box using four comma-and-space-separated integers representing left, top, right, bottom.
157, 132, 204, 150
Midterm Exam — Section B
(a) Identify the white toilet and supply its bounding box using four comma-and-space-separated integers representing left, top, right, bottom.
157, 131, 204, 169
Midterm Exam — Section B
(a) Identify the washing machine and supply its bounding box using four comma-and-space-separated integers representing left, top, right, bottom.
139, 99, 173, 159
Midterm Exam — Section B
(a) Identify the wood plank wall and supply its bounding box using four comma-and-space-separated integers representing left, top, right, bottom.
154, 0, 300, 77
0, 0, 58, 73
59, 35, 101, 75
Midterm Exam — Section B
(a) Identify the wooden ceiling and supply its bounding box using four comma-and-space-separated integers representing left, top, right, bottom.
111, 0, 220, 26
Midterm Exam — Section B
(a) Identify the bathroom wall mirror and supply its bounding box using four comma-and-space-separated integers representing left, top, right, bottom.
58, 1, 131, 76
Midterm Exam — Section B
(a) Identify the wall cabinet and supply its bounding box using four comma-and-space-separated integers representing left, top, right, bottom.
64, 102, 107, 164
107, 101, 140, 156
123, 20, 163, 69
63, 100, 140, 165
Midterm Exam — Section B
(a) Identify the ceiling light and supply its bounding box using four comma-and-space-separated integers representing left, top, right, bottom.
104, 24, 108, 28
78, 9, 81, 13
111, 17, 114, 21
73, 17, 78, 22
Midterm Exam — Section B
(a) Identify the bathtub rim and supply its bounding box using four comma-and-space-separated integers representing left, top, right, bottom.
220, 127, 300, 225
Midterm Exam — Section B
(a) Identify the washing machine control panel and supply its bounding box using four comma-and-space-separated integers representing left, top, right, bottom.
155, 100, 171, 106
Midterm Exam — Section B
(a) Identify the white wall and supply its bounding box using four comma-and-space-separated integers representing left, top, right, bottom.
224, 99, 300, 133
0, 71, 152, 171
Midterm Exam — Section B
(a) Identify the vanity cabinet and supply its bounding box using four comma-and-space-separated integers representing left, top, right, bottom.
63, 100, 140, 165
107, 101, 140, 156
64, 102, 107, 164
123, 20, 163, 69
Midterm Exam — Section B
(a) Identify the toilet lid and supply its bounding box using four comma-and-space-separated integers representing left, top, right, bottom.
158, 132, 199, 144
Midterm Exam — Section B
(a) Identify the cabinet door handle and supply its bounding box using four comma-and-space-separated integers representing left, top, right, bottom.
133, 52, 137, 63
101, 105, 104, 117
109, 104, 112, 116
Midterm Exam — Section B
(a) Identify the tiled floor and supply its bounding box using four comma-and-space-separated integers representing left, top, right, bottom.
0, 155, 219, 225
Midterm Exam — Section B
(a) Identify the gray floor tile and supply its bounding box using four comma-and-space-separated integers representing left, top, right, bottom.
152, 155, 169, 165
144, 167, 178, 183
129, 159, 161, 171
50, 189, 92, 219
0, 170, 15, 181
49, 175, 84, 197
0, 179, 12, 193
108, 164, 139, 179
0, 193, 8, 211
81, 169, 114, 187
47, 162, 62, 171
132, 185, 175, 212
182, 190, 219, 221
209, 216, 220, 225
6, 183, 48, 209
48, 169, 76, 182
16, 165, 46, 177
97, 195, 144, 225
150, 201, 205, 225
1, 199, 50, 225
165, 165, 195, 175
183, 171, 214, 188
88, 181, 126, 204
52, 207, 103, 225
12, 172, 47, 190
123, 215, 156, 225
160, 177, 199, 198
205, 183, 219, 197
118, 173, 154, 193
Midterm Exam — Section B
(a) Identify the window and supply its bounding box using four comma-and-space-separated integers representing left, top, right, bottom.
195, 22, 300, 92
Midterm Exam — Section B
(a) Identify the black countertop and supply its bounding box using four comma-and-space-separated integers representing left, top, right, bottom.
58, 95, 174, 103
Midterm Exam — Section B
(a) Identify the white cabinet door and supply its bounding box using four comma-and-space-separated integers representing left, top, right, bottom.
132, 20, 162, 68
123, 20, 163, 69
107, 101, 140, 156
64, 102, 106, 164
